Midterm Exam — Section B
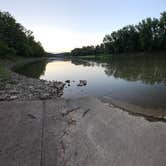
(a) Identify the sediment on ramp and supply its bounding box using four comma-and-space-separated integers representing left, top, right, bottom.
0, 97, 166, 166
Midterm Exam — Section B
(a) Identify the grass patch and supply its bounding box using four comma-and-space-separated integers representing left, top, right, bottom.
74, 54, 112, 61
0, 63, 10, 81
75, 55, 96, 60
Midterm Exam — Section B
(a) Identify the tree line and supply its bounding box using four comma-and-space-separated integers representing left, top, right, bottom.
0, 11, 45, 58
71, 11, 166, 56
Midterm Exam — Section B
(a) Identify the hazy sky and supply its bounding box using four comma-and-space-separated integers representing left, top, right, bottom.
1, 0, 166, 53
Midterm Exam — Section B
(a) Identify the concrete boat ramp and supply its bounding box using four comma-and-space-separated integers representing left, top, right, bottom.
0, 97, 166, 166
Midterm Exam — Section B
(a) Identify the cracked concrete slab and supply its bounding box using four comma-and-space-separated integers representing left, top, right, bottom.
0, 101, 43, 166
60, 97, 166, 166
0, 97, 166, 166
0, 99, 68, 166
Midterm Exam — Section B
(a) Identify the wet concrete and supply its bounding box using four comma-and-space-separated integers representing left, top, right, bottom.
59, 97, 166, 166
0, 97, 166, 166
101, 96, 166, 122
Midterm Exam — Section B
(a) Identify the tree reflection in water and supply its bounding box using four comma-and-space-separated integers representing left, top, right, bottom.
15, 57, 166, 86
14, 59, 47, 78
104, 58, 166, 85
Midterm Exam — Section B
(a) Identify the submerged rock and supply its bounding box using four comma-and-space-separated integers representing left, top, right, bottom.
77, 80, 87, 86
65, 80, 70, 83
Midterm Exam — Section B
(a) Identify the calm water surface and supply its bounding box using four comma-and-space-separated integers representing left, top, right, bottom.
14, 57, 166, 110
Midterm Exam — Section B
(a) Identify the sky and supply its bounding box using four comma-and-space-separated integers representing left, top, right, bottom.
1, 0, 166, 53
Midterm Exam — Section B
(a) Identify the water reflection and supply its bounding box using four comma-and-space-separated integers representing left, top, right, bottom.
71, 58, 166, 86
14, 57, 166, 111
71, 59, 92, 67
14, 59, 47, 78
104, 58, 166, 85
15, 57, 166, 87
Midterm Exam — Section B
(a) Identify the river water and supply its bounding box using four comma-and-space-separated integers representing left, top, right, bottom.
14, 57, 166, 110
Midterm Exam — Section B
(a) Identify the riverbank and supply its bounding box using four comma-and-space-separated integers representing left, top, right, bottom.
71, 51, 166, 62
6, 56, 166, 122
0, 56, 65, 101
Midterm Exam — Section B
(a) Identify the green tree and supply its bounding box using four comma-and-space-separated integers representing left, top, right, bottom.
71, 11, 166, 57
0, 11, 45, 58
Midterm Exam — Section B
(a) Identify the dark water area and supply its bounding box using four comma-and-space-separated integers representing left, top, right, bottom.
14, 57, 166, 110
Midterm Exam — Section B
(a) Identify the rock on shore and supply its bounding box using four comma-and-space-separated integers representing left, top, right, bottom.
0, 70, 65, 101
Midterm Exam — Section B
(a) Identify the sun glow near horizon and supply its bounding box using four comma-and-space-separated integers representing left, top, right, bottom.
2, 0, 166, 53
32, 26, 103, 53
